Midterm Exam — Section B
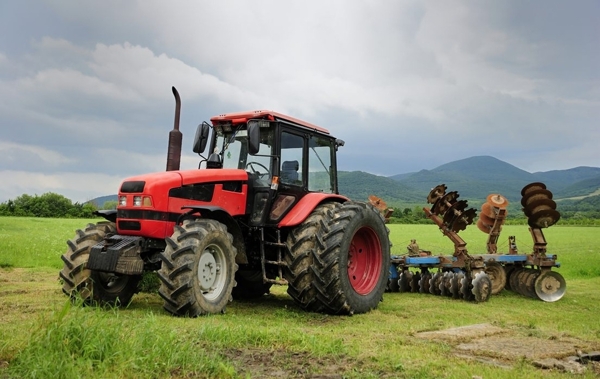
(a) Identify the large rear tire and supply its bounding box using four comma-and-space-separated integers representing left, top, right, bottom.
319, 201, 390, 314
158, 219, 237, 316
59, 222, 141, 306
285, 201, 390, 315
284, 203, 339, 312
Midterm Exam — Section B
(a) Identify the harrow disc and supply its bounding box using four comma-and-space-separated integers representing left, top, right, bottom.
514, 268, 531, 297
387, 278, 400, 292
432, 191, 459, 215
450, 208, 476, 232
509, 267, 524, 293
484, 262, 506, 295
398, 270, 412, 293
429, 272, 443, 296
427, 184, 447, 204
486, 194, 509, 209
534, 271, 566, 302
459, 273, 474, 301
478, 212, 496, 227
503, 265, 516, 290
476, 219, 491, 233
521, 182, 547, 197
471, 271, 492, 303
450, 272, 462, 299
528, 208, 561, 229
523, 270, 540, 299
418, 271, 432, 294
523, 198, 557, 217
521, 189, 553, 207
410, 271, 421, 293
441, 272, 453, 297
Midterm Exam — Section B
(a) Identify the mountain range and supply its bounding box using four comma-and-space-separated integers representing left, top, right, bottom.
91, 156, 600, 211
339, 155, 600, 208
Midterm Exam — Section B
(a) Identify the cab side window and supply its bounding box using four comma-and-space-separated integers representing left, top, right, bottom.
308, 136, 333, 193
280, 132, 304, 186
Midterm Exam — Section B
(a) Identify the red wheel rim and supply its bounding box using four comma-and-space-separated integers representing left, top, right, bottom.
347, 226, 383, 295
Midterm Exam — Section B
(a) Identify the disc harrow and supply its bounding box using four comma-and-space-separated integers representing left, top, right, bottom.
386, 182, 566, 303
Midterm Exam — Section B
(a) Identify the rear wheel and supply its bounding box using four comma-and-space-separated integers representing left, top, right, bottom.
158, 219, 237, 316
284, 203, 339, 312
317, 201, 390, 314
59, 222, 140, 306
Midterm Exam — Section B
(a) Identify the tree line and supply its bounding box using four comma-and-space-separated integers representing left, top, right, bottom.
0, 193, 108, 218
0, 192, 599, 226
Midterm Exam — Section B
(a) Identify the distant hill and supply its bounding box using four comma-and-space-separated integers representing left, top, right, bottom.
389, 155, 600, 205
88, 156, 600, 212
338, 171, 422, 205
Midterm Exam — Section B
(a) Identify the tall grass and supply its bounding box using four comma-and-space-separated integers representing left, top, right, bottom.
1, 216, 599, 378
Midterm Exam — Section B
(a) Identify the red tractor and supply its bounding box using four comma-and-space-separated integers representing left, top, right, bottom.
60, 87, 390, 316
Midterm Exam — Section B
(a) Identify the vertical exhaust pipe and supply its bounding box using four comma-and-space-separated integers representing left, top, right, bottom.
166, 86, 182, 171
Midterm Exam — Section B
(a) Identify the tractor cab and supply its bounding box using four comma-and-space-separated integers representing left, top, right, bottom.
194, 111, 345, 227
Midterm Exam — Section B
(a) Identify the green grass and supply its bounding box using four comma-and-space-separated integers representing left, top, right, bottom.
1, 217, 599, 378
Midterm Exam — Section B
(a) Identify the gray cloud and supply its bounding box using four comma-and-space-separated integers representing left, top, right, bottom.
0, 0, 597, 202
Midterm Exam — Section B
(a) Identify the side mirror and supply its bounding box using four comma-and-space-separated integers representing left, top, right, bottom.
192, 122, 210, 154
247, 121, 260, 155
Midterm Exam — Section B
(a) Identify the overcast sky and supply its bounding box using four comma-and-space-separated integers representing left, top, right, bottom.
0, 1, 598, 203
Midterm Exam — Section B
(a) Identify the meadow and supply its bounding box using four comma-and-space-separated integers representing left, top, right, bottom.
0, 217, 599, 378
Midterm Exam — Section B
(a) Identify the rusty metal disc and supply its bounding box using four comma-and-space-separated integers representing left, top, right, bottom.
442, 200, 468, 225
448, 207, 476, 232
528, 209, 561, 228
368, 195, 388, 213
524, 198, 557, 217
484, 262, 506, 295
480, 202, 496, 218
432, 191, 459, 215
398, 270, 412, 293
418, 271, 432, 294
471, 271, 492, 303
515, 268, 531, 297
523, 269, 540, 299
409, 271, 421, 293
460, 272, 474, 301
503, 265, 516, 290
476, 218, 491, 233
509, 267, 524, 294
427, 184, 447, 204
429, 272, 443, 296
450, 272, 462, 299
521, 182, 547, 197
478, 212, 496, 227
440, 272, 453, 297
521, 188, 553, 207
534, 270, 566, 302
486, 194, 509, 208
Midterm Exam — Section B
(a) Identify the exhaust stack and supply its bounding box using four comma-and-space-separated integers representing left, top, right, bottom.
166, 86, 182, 171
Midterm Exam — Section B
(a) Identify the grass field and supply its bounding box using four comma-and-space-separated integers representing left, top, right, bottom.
1, 217, 599, 378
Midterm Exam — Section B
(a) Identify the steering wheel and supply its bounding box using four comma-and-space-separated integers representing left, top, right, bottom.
245, 162, 270, 178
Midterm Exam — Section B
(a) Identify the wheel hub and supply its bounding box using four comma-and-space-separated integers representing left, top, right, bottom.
198, 252, 218, 291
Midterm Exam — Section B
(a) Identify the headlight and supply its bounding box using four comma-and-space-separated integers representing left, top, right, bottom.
133, 196, 142, 207
119, 196, 127, 206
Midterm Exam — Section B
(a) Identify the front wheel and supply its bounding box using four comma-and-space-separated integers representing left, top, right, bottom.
158, 219, 237, 316
59, 222, 140, 306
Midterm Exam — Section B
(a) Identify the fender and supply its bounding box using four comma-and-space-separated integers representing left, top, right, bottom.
278, 193, 348, 228
180, 205, 248, 264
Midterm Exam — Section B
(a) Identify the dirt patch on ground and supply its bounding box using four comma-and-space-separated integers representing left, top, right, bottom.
416, 323, 600, 374
221, 348, 350, 379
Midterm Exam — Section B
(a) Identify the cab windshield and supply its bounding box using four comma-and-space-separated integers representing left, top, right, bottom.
215, 127, 274, 184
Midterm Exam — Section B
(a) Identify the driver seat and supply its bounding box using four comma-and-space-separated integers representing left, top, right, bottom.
281, 160, 299, 183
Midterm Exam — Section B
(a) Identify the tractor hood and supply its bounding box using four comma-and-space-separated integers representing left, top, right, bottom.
119, 169, 250, 193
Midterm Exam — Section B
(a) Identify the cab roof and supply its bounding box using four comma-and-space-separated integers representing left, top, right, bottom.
210, 110, 330, 135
